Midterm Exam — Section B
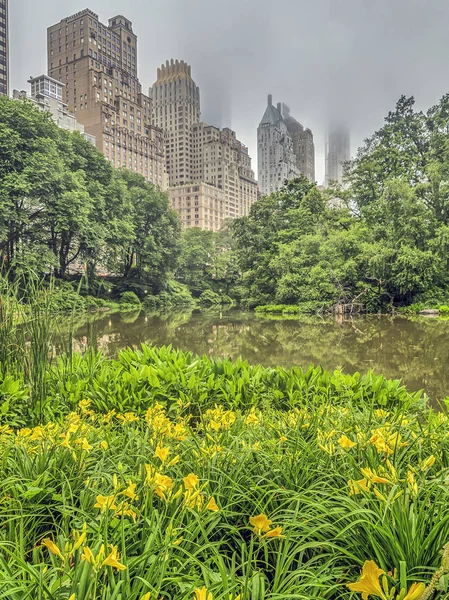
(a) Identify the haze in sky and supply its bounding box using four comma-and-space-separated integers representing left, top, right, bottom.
9, 0, 449, 183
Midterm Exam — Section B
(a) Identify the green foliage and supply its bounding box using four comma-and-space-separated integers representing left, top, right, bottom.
119, 291, 141, 307
229, 91, 449, 311
255, 302, 328, 315
199, 289, 222, 306
0, 96, 180, 292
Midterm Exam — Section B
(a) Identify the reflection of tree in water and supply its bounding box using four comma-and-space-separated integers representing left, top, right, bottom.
67, 310, 449, 400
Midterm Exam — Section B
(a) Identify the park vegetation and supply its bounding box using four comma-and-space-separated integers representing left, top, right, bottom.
5, 92, 449, 313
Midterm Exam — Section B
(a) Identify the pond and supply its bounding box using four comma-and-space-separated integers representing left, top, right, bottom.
70, 309, 449, 402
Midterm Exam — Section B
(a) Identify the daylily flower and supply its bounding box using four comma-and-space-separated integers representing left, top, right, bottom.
360, 467, 392, 484
122, 481, 138, 501
42, 538, 64, 561
338, 435, 356, 449
194, 587, 212, 600
264, 526, 284, 538
348, 478, 369, 495
347, 560, 386, 599
155, 444, 170, 462
403, 582, 426, 600
102, 545, 127, 570
183, 473, 199, 491
94, 494, 117, 511
249, 513, 272, 535
205, 496, 219, 512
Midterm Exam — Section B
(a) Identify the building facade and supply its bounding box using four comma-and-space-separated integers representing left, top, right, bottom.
152, 59, 258, 231
0, 0, 8, 95
257, 96, 300, 196
325, 125, 350, 186
151, 59, 200, 188
281, 104, 315, 183
47, 9, 166, 188
14, 75, 96, 144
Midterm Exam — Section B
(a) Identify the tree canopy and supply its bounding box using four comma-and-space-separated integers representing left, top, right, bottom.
0, 96, 180, 292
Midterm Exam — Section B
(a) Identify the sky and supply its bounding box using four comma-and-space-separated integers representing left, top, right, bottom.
9, 0, 449, 184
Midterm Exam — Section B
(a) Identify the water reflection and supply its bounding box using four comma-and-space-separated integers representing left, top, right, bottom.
69, 310, 449, 400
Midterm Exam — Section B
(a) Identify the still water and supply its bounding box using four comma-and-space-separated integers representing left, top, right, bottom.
71, 309, 449, 401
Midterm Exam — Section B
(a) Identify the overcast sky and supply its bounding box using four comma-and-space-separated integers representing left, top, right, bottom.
10, 0, 449, 183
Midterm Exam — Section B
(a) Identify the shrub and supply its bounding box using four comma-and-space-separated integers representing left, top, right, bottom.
199, 290, 221, 307
119, 291, 141, 306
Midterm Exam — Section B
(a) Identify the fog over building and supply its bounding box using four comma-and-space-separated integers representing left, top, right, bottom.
258, 95, 315, 196
0, 0, 8, 95
325, 125, 350, 186
13, 74, 96, 144
46, 9, 166, 188
151, 59, 258, 232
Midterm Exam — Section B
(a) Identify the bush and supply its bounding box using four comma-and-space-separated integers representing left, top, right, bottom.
119, 291, 141, 307
255, 302, 327, 315
199, 290, 221, 307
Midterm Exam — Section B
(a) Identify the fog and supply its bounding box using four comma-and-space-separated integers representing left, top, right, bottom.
10, 0, 449, 183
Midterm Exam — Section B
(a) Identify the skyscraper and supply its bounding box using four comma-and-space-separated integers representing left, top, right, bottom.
152, 59, 258, 231
325, 126, 350, 186
47, 9, 166, 188
257, 96, 299, 196
151, 59, 200, 188
257, 96, 315, 196
281, 104, 315, 182
0, 0, 8, 96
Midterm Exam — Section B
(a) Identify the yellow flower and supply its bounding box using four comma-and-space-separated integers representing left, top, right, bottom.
205, 496, 219, 512
403, 582, 426, 600
42, 538, 64, 560
140, 594, 151, 600
264, 526, 284, 539
68, 595, 76, 600
360, 467, 392, 485
183, 473, 200, 491
422, 455, 436, 470
249, 513, 272, 535
338, 435, 356, 450
81, 438, 92, 452
100, 440, 108, 450
94, 494, 117, 511
81, 546, 95, 565
279, 436, 287, 443
155, 444, 170, 462
122, 481, 138, 501
72, 523, 87, 552
194, 587, 212, 600
346, 560, 386, 599
245, 408, 259, 426
348, 478, 369, 495
407, 470, 418, 497
102, 545, 127, 570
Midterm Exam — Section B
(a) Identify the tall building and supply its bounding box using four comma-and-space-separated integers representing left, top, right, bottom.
0, 0, 8, 95
151, 59, 200, 188
257, 95, 315, 196
47, 9, 166, 188
258, 96, 299, 196
13, 75, 96, 145
152, 59, 258, 231
281, 104, 315, 182
325, 125, 350, 186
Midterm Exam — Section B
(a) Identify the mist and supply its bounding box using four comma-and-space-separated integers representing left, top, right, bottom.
10, 0, 449, 182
